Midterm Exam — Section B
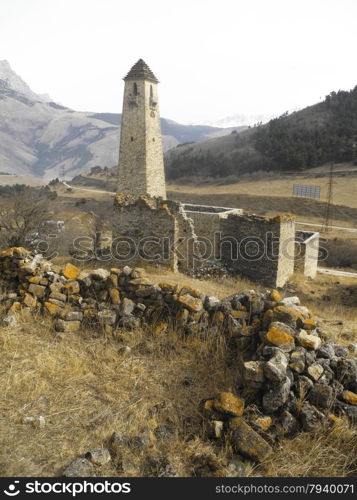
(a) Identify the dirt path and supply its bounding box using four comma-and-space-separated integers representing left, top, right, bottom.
296, 221, 357, 234
317, 267, 357, 278
63, 182, 115, 195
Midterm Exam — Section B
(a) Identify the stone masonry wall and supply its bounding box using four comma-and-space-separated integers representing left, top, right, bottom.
295, 230, 320, 279
112, 196, 297, 286
112, 194, 178, 271
183, 206, 244, 259
220, 214, 295, 287
276, 216, 296, 287
184, 211, 221, 259
112, 194, 202, 273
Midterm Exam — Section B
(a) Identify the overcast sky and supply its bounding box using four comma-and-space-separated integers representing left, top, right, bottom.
0, 0, 356, 124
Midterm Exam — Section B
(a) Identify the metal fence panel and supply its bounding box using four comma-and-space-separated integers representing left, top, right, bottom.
293, 184, 321, 198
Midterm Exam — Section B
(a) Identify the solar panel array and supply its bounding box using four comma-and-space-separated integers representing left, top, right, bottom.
293, 184, 321, 199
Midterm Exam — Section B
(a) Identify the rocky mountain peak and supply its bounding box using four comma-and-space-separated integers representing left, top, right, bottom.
0, 60, 50, 102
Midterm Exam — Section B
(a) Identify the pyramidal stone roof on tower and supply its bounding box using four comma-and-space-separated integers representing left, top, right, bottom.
124, 59, 159, 83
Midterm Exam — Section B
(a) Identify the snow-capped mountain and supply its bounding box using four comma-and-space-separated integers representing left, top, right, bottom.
200, 113, 277, 128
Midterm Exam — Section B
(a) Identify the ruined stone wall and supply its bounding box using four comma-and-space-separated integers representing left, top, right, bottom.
112, 195, 202, 273
112, 196, 298, 285
295, 231, 319, 279
220, 214, 295, 287
112, 194, 178, 270
184, 211, 221, 259
183, 206, 243, 259
117, 78, 166, 198
276, 216, 296, 287
165, 200, 200, 272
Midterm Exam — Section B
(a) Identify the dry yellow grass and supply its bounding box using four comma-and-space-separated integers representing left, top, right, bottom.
168, 173, 357, 210
1, 270, 357, 477
145, 267, 263, 298
0, 308, 235, 477
0, 175, 47, 187
264, 420, 357, 477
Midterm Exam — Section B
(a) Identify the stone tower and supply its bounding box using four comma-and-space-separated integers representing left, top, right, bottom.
117, 59, 166, 198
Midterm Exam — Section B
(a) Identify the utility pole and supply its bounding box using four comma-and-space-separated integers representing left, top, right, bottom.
105, 166, 109, 191
321, 163, 334, 232
61, 166, 65, 182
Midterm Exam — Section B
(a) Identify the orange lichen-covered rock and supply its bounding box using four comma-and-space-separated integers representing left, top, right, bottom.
342, 390, 357, 406
109, 288, 121, 305
212, 311, 225, 326
28, 276, 42, 284
228, 417, 272, 462
240, 325, 253, 336
272, 305, 303, 326
108, 273, 118, 288
327, 413, 344, 425
179, 286, 203, 299
158, 282, 178, 294
212, 392, 245, 417
200, 398, 219, 419
110, 267, 122, 275
63, 280, 80, 295
253, 416, 273, 432
0, 247, 28, 258
270, 290, 283, 302
301, 318, 317, 330
63, 263, 80, 280
177, 294, 203, 312
44, 301, 61, 316
262, 309, 274, 328
199, 398, 230, 423
231, 310, 249, 320
266, 325, 295, 352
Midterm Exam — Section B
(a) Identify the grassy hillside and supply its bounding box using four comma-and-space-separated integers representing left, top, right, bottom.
90, 113, 246, 144
165, 86, 357, 181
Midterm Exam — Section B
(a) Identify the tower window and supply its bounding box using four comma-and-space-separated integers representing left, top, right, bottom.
150, 85, 153, 98
133, 82, 138, 95
131, 136, 134, 142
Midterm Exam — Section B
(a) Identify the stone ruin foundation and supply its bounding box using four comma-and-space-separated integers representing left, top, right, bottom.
112, 194, 304, 288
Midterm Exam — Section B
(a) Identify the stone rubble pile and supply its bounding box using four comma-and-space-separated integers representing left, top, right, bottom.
200, 288, 357, 461
1, 247, 357, 466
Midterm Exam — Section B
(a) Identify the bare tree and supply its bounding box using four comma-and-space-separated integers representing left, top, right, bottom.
0, 187, 51, 249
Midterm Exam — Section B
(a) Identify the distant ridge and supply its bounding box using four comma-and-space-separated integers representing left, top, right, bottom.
0, 60, 245, 180
165, 86, 357, 181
